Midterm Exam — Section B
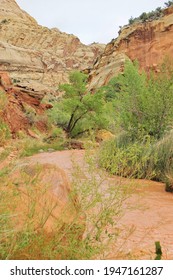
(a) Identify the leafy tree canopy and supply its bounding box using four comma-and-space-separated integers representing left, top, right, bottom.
48, 71, 109, 138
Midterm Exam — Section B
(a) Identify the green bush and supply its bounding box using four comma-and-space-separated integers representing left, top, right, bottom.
103, 59, 173, 140
98, 135, 157, 179
99, 129, 173, 190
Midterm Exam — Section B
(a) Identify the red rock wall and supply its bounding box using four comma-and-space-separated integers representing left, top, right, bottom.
116, 22, 173, 72
0, 72, 49, 134
89, 7, 173, 89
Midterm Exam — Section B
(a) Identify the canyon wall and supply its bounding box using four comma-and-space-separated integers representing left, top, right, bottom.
89, 7, 173, 89
0, 0, 104, 93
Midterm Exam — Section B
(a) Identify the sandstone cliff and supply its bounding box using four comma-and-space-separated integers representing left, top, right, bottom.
89, 6, 173, 89
0, 0, 104, 92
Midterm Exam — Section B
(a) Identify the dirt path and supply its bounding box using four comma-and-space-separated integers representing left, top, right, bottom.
26, 149, 173, 259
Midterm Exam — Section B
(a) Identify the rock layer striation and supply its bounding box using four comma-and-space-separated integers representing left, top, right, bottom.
0, 0, 104, 91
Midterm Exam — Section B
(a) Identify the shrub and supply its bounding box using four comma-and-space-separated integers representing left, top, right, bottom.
98, 134, 158, 179
103, 59, 173, 140
99, 129, 173, 190
149, 130, 173, 183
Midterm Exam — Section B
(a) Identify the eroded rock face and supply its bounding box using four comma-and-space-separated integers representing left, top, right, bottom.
89, 7, 173, 89
0, 0, 104, 91
0, 71, 50, 134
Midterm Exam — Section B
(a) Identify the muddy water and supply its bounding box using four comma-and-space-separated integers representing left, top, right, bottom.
27, 150, 173, 259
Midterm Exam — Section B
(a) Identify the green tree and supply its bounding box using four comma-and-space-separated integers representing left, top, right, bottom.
49, 71, 108, 138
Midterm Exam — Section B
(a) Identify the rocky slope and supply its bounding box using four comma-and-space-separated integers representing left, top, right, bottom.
0, 0, 104, 92
0, 71, 51, 134
89, 6, 173, 89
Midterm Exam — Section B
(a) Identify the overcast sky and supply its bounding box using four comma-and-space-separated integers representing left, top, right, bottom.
16, 0, 165, 44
